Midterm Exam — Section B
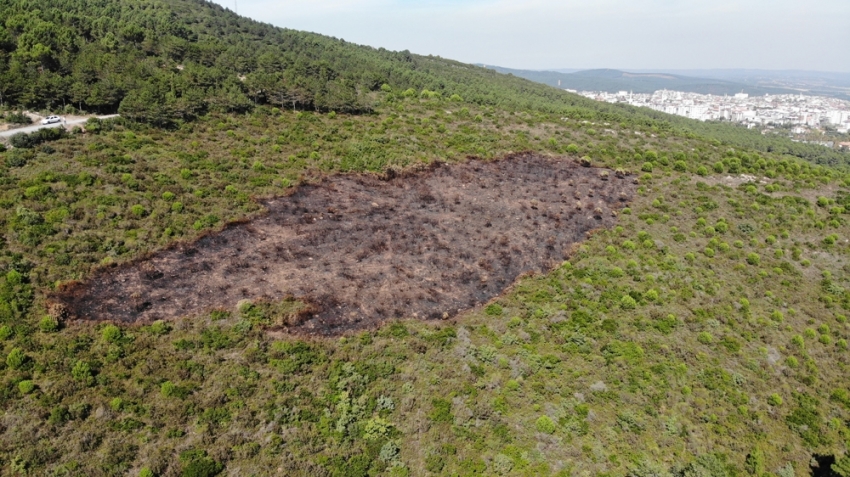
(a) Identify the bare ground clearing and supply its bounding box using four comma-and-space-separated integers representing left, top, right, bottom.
54, 153, 635, 336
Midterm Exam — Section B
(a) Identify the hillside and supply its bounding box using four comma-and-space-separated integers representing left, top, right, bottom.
1, 0, 848, 168
2, 1, 850, 477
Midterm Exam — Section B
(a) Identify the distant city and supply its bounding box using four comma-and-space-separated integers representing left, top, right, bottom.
575, 89, 850, 148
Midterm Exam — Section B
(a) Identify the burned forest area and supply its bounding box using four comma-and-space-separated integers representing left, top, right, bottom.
55, 153, 635, 335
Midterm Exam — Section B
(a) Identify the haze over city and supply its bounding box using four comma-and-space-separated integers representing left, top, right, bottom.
212, 0, 849, 72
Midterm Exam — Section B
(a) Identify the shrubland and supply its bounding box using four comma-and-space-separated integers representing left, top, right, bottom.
0, 88, 849, 476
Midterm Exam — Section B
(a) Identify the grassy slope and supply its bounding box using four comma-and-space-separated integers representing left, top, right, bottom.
1, 90, 850, 476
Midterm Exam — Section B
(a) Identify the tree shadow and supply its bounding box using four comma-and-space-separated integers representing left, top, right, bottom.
811, 454, 835, 477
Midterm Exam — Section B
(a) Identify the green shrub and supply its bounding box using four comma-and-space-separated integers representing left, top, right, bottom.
85, 117, 102, 133
746, 253, 760, 266
150, 320, 172, 335
430, 399, 453, 423
697, 332, 713, 344
363, 417, 393, 440
641, 162, 654, 172
4, 149, 31, 167
484, 303, 503, 316
71, 360, 94, 386
425, 454, 445, 473
179, 450, 224, 477
102, 324, 122, 343
48, 405, 70, 425
9, 127, 66, 149
652, 314, 679, 334
621, 295, 637, 310
110, 397, 124, 411
768, 394, 783, 406
6, 348, 27, 370
139, 468, 155, 477
492, 453, 514, 475
18, 380, 35, 395
379, 441, 401, 464
385, 322, 409, 338
130, 204, 146, 217
720, 336, 742, 353
5, 111, 32, 124
39, 315, 59, 332
161, 380, 190, 399
535, 415, 556, 434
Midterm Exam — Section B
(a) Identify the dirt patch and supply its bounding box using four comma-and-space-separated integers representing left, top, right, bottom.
54, 153, 635, 336
693, 174, 770, 188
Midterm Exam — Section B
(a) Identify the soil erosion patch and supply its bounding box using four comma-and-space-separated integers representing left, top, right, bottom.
55, 153, 635, 335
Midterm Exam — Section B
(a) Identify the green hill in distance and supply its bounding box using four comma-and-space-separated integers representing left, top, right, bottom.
481, 65, 810, 97
2, 1, 850, 476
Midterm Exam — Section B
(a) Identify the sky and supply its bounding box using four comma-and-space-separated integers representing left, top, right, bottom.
212, 0, 850, 72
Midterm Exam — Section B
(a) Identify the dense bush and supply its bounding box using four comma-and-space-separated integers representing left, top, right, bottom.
3, 112, 32, 124
8, 127, 66, 149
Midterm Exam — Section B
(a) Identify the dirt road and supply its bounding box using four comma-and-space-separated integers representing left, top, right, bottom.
0, 114, 119, 139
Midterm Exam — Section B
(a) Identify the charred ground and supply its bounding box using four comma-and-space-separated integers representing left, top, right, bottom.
55, 153, 634, 335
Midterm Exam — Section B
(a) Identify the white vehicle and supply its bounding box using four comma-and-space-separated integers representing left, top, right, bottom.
41, 115, 61, 125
